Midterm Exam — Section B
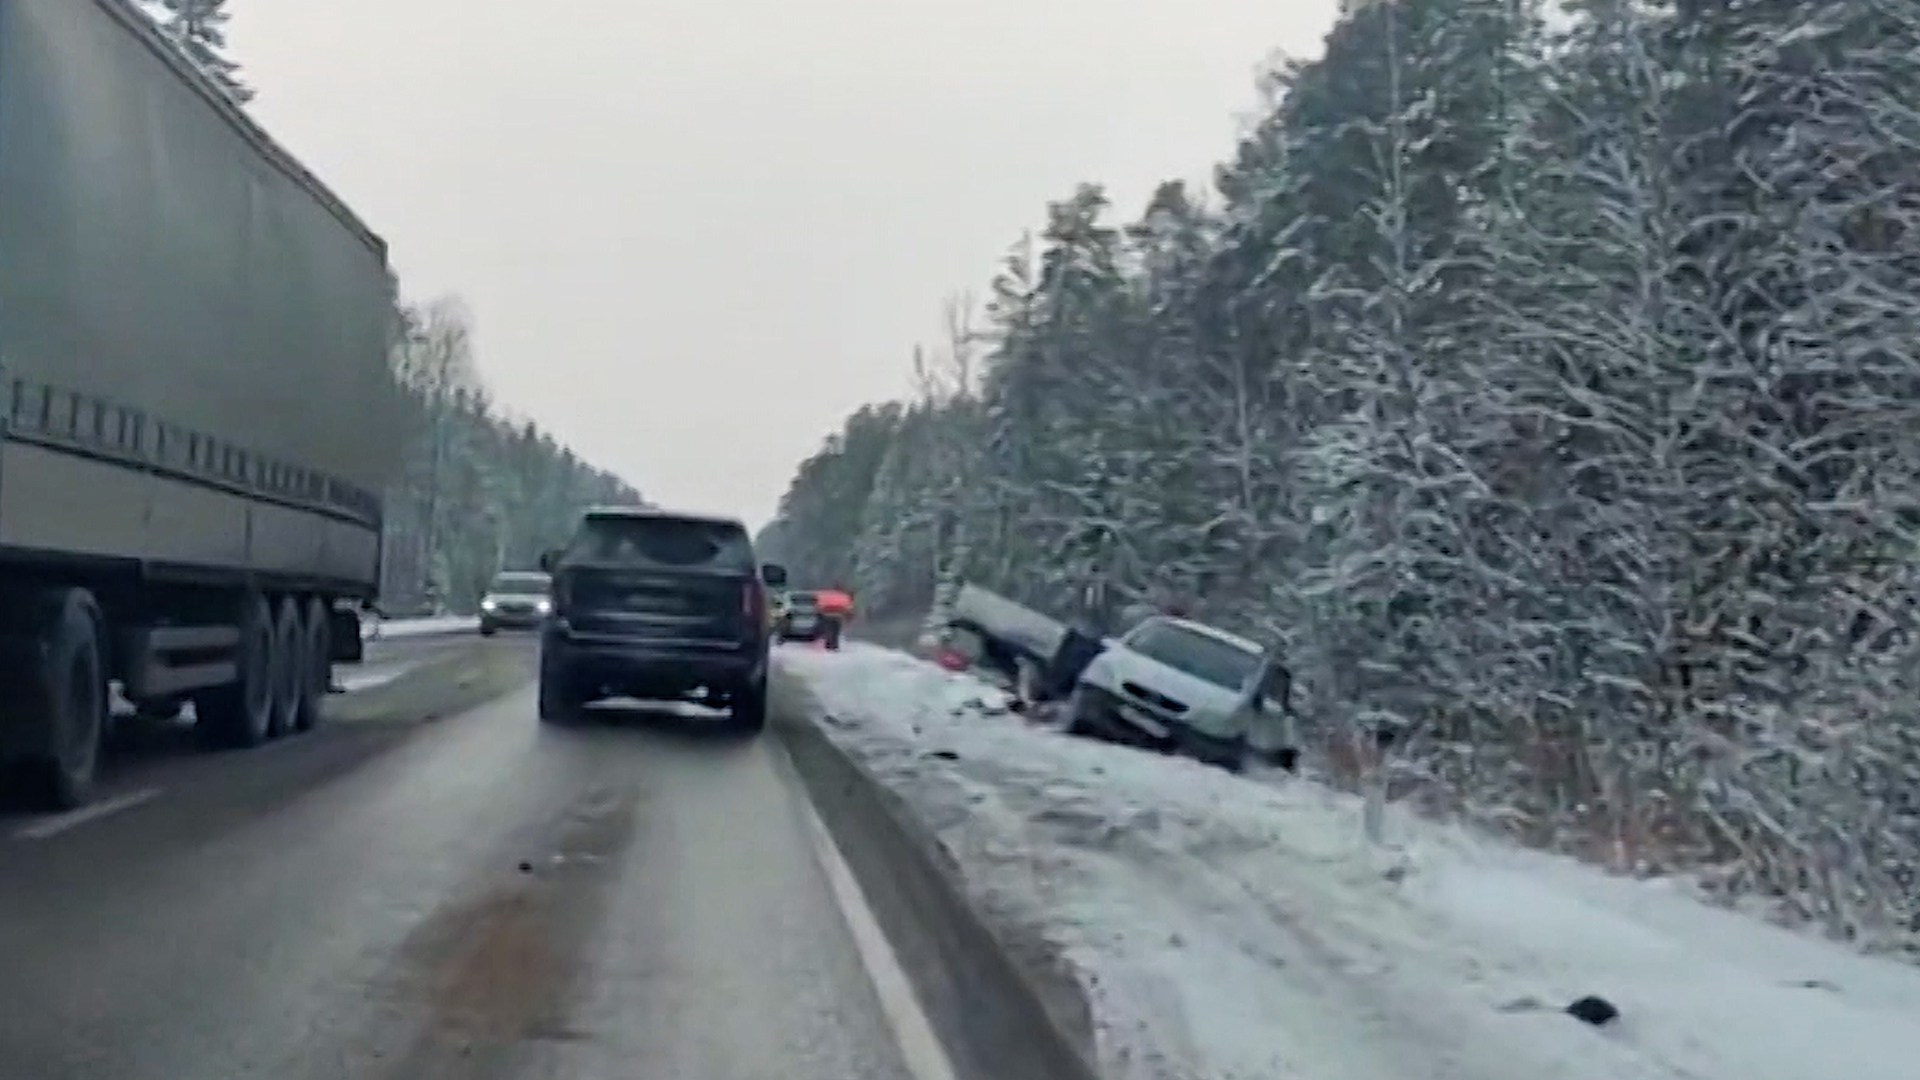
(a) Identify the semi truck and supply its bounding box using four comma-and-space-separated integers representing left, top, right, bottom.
0, 0, 410, 808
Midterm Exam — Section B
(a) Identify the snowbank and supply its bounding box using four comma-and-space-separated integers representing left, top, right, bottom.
360, 614, 477, 640
777, 642, 1920, 1080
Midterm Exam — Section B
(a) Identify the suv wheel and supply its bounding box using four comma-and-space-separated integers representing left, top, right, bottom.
727, 675, 768, 735
538, 660, 576, 723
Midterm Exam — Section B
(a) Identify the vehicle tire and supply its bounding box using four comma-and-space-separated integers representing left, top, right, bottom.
1183, 732, 1247, 773
1063, 683, 1098, 737
726, 675, 768, 735
266, 597, 303, 738
196, 593, 275, 749
1215, 740, 1250, 774
0, 588, 108, 811
537, 657, 576, 723
480, 621, 497, 637
295, 597, 330, 732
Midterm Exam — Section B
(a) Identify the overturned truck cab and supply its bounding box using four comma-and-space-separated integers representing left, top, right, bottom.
943, 584, 1107, 705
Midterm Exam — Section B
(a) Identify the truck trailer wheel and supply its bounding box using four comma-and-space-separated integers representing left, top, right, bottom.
197, 594, 276, 748
296, 597, 330, 731
267, 597, 303, 737
1, 588, 108, 810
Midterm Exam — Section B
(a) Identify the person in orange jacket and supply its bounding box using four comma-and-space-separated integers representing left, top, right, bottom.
816, 587, 853, 649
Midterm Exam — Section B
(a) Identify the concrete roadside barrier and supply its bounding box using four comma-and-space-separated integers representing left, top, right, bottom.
772, 682, 1100, 1080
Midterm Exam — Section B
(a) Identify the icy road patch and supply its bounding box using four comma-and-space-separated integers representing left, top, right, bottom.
777, 642, 1920, 1080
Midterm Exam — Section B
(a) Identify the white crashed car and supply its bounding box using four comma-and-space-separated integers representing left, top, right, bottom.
1064, 615, 1298, 772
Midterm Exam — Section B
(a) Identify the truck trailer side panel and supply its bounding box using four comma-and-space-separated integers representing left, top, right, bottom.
0, 0, 412, 809
0, 0, 407, 589
0, 406, 385, 590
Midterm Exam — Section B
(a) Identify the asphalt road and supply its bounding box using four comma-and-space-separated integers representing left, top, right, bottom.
0, 635, 919, 1080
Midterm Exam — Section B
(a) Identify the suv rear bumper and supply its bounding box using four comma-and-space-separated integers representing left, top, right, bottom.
542, 628, 765, 695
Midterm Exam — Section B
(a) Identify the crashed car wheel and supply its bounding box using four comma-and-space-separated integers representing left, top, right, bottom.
1062, 683, 1101, 737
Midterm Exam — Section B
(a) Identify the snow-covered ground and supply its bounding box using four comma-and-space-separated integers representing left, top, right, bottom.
777, 642, 1920, 1080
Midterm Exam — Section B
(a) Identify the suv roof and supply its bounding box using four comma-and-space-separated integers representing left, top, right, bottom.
581, 505, 748, 530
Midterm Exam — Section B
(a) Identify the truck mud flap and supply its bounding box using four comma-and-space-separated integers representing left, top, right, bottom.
329, 608, 364, 664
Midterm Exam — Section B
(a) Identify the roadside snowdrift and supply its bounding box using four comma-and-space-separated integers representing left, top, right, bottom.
777, 642, 1920, 1080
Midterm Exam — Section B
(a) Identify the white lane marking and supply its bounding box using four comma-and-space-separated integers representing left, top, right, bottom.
791, 756, 959, 1080
16, 786, 163, 840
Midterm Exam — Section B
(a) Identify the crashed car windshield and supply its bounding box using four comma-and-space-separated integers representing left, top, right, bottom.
1123, 618, 1261, 691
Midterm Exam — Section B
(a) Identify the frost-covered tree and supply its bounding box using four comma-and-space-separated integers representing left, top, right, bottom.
760, 0, 1920, 953
150, 0, 254, 104
379, 297, 643, 615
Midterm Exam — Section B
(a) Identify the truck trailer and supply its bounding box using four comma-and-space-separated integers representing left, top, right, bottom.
0, 0, 410, 808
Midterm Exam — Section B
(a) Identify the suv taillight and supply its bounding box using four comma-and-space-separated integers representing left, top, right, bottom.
744, 581, 765, 630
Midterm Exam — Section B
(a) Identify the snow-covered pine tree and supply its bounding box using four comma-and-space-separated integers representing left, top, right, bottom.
1277, 0, 1517, 760
1466, 0, 1720, 857
152, 0, 254, 104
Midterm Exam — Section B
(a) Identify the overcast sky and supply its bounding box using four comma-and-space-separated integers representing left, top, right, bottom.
233, 0, 1340, 530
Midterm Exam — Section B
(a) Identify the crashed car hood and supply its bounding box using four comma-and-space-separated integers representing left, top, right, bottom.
1091, 650, 1248, 740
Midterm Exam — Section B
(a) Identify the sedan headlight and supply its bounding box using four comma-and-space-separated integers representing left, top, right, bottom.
481, 597, 498, 612
535, 598, 553, 614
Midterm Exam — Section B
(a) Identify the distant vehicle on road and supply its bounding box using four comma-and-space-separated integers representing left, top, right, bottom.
0, 1, 405, 809
537, 507, 786, 732
478, 571, 552, 634
775, 590, 824, 642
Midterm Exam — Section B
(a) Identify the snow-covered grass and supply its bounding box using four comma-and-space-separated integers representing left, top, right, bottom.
360, 613, 478, 640
777, 642, 1920, 1080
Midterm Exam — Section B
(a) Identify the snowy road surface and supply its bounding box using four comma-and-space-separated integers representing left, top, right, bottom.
778, 642, 1920, 1080
0, 651, 922, 1080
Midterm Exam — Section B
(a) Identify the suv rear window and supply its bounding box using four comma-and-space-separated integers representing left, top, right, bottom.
1124, 619, 1262, 690
567, 514, 754, 569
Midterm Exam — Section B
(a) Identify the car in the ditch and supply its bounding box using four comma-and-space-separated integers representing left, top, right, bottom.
1064, 614, 1298, 773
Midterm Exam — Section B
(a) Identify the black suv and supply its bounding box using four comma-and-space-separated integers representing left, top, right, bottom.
537, 507, 786, 731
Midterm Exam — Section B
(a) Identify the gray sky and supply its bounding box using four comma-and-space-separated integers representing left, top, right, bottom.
233, 0, 1339, 530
